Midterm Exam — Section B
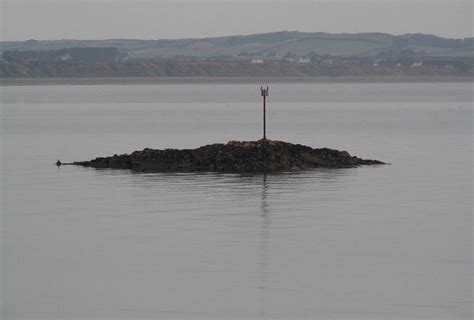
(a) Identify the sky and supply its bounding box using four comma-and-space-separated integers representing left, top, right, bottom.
0, 0, 472, 41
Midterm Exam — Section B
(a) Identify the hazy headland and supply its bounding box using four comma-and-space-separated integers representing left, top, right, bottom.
1, 31, 472, 82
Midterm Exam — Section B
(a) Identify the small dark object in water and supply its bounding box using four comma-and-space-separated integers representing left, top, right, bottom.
55, 160, 62, 167
71, 140, 385, 173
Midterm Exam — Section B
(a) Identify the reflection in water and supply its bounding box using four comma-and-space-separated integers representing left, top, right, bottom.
87, 168, 352, 318
259, 173, 270, 319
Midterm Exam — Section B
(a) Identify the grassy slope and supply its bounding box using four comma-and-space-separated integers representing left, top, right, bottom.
1, 31, 472, 59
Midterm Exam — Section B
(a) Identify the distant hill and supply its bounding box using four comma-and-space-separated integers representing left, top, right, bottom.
1, 31, 473, 59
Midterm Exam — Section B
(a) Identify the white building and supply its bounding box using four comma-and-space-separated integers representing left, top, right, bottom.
410, 61, 423, 68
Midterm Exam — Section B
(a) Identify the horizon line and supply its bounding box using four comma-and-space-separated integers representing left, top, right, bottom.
1, 30, 473, 43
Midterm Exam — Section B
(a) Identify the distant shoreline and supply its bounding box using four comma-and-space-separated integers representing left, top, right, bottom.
1, 76, 472, 86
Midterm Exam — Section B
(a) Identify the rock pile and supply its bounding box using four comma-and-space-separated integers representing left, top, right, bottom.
73, 140, 384, 173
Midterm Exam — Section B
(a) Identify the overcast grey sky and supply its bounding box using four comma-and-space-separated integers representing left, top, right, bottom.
0, 0, 472, 41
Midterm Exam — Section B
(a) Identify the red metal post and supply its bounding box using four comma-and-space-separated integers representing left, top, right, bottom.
263, 94, 266, 140
261, 86, 269, 140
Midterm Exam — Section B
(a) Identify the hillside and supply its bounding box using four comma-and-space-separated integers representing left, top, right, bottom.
1, 31, 473, 59
1, 59, 471, 79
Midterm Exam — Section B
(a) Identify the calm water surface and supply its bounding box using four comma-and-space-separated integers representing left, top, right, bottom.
1, 83, 472, 319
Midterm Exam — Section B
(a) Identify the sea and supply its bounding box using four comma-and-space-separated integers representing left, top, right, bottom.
1, 82, 472, 319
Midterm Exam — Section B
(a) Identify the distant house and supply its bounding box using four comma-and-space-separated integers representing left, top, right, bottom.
410, 61, 423, 68
298, 57, 311, 63
251, 58, 264, 64
60, 53, 72, 61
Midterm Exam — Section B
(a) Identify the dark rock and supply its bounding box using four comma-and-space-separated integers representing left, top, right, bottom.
73, 140, 384, 173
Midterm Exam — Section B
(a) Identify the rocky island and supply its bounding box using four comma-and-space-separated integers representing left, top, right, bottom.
67, 140, 384, 173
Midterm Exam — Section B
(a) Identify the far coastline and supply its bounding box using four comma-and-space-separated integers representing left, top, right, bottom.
1, 76, 473, 86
